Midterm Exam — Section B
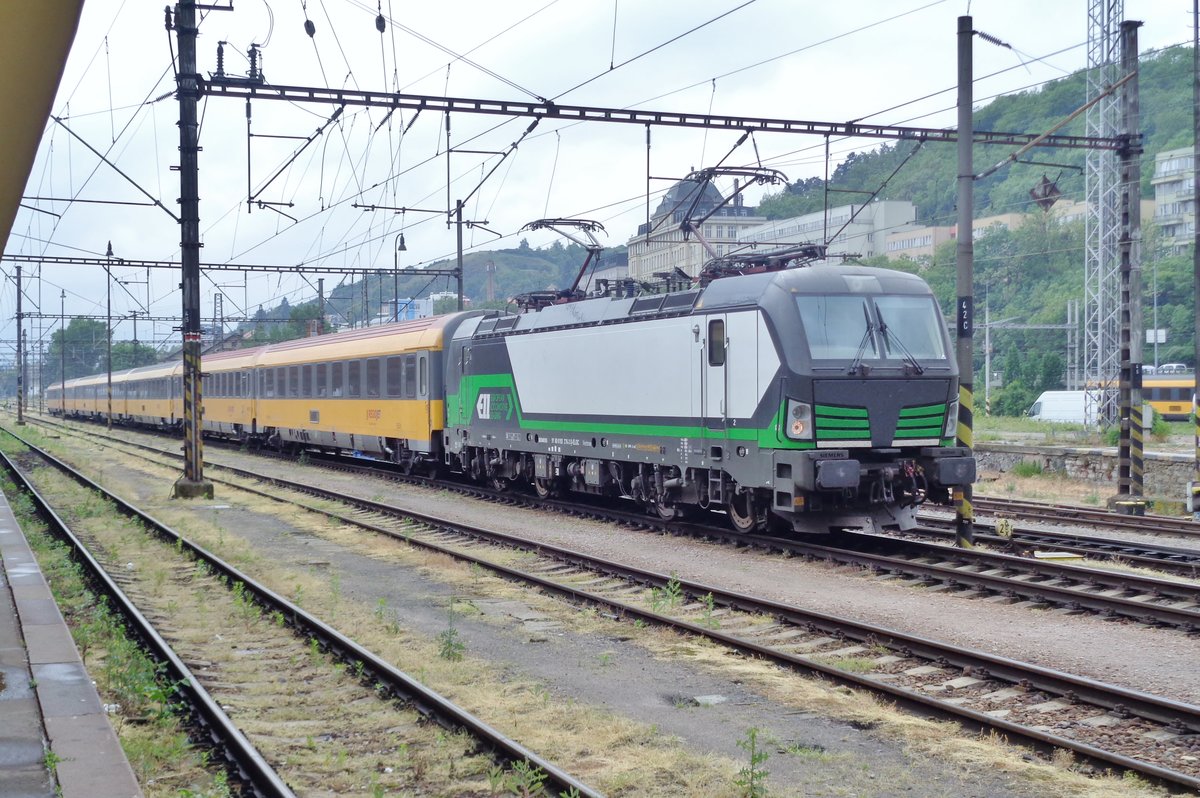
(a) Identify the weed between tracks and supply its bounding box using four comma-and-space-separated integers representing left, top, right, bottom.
0, 463, 229, 797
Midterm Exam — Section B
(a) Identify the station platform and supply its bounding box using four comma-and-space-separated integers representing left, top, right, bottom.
0, 492, 142, 798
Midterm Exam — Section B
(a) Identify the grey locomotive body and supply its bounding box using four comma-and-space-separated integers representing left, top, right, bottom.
443, 264, 974, 533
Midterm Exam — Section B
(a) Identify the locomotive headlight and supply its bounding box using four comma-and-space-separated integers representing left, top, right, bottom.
944, 398, 960, 438
785, 399, 813, 440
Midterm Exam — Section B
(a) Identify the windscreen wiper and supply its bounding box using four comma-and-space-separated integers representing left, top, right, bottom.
876, 309, 925, 375
847, 304, 876, 375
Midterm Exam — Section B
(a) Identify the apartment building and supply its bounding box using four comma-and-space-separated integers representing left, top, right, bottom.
1151, 147, 1194, 253
738, 200, 917, 263
626, 177, 765, 281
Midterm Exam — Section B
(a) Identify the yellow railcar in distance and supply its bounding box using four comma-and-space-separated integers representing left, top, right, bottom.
1143, 372, 1196, 421
201, 348, 260, 439
122, 361, 183, 427
56, 371, 110, 419
253, 314, 486, 468
50, 312, 492, 473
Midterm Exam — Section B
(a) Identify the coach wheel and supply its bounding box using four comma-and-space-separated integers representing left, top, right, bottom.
727, 490, 757, 533
534, 478, 555, 499
491, 476, 510, 492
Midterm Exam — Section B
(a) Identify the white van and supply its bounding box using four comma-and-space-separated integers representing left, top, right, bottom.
1027, 391, 1097, 425
1027, 390, 1153, 426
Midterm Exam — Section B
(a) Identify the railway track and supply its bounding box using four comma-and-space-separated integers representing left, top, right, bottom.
916, 512, 1200, 576
973, 494, 1200, 540
28, 415, 1200, 631
0, 427, 600, 798
17, 418, 1200, 789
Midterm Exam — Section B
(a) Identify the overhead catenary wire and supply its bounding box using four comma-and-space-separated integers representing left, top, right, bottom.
17, 1, 1161, 345
551, 0, 760, 101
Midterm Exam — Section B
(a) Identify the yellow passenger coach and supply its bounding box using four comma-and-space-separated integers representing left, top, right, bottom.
49, 312, 488, 474
251, 315, 472, 467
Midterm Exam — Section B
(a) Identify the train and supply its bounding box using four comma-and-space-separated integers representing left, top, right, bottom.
1143, 372, 1196, 422
46, 261, 975, 534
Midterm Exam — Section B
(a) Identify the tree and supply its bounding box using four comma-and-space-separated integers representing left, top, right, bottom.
111, 341, 159, 371
45, 318, 109, 380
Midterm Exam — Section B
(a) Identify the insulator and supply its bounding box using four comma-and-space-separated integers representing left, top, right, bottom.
304, 18, 316, 37
376, 13, 385, 33
248, 45, 260, 80
216, 42, 225, 77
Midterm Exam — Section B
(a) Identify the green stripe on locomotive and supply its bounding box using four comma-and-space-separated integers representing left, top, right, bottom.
449, 375, 954, 453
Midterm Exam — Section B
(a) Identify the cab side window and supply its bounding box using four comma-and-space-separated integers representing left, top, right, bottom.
708, 319, 726, 366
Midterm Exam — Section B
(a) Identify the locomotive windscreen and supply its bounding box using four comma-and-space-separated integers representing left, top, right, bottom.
797, 294, 946, 362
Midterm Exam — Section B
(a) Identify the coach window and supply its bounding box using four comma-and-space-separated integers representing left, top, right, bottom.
386, 356, 403, 397
348, 360, 361, 397
288, 366, 300, 397
316, 363, 328, 397
418, 355, 427, 397
366, 358, 381, 397
302, 365, 313, 397
331, 362, 345, 397
708, 319, 726, 366
403, 355, 417, 398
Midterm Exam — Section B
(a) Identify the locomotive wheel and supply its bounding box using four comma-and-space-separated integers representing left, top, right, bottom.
727, 491, 757, 533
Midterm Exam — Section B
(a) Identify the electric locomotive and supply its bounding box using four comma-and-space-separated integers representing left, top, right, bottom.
445, 261, 975, 533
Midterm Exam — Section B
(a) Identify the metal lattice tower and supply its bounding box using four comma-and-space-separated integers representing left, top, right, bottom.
1083, 0, 1124, 424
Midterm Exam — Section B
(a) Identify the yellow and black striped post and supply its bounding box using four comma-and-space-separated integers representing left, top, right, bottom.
170, 0, 214, 500
1115, 21, 1145, 517
1193, 0, 1200, 521
1192, 408, 1200, 520
954, 383, 975, 547
953, 16, 975, 548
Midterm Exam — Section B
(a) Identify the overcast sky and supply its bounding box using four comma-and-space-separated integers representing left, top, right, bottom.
1, 0, 1189, 354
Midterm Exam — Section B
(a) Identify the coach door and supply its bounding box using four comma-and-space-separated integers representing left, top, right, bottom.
702, 316, 728, 443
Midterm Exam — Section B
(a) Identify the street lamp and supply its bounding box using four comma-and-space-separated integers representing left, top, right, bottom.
392, 230, 407, 322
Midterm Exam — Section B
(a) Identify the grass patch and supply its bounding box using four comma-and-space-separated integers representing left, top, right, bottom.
1010, 460, 1044, 478
826, 656, 876, 673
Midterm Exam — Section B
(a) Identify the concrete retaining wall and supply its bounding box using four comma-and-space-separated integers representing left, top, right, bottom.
975, 443, 1194, 500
